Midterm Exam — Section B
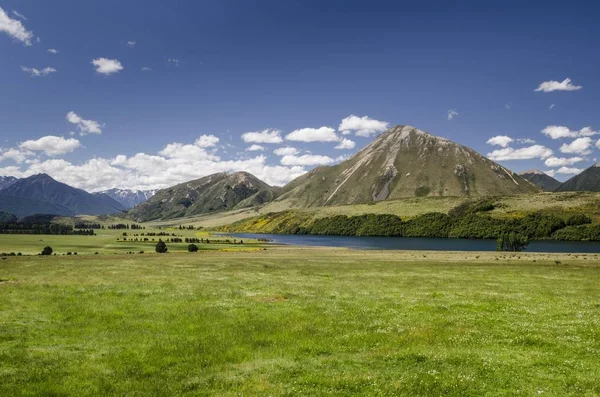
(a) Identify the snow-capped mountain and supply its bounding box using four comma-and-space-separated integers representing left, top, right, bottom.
0, 176, 18, 191
93, 188, 157, 209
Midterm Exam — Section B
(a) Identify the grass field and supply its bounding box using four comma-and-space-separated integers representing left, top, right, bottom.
1, 248, 600, 395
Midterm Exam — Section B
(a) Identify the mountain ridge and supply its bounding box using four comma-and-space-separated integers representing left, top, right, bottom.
519, 170, 561, 192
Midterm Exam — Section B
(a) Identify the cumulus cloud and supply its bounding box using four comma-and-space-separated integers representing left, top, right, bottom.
487, 145, 553, 161
20, 66, 56, 77
334, 138, 356, 150
535, 78, 582, 92
549, 104, 555, 110
544, 156, 585, 167
0, 148, 31, 163
285, 126, 339, 142
544, 169, 556, 177
517, 138, 536, 144
560, 137, 592, 155
141, 66, 152, 72
194, 134, 219, 148
273, 147, 298, 156
168, 58, 181, 67
19, 136, 81, 156
66, 111, 103, 135
47, 48, 59, 54
447, 109, 458, 120
542, 125, 598, 139
338, 115, 389, 137
246, 144, 265, 151
556, 166, 583, 175
91, 58, 124, 75
486, 135, 513, 147
0, 6, 34, 45
242, 129, 283, 144
127, 40, 136, 47
280, 154, 334, 166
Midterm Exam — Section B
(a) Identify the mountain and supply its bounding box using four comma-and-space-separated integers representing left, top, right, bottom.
272, 125, 538, 208
0, 176, 18, 191
0, 174, 125, 218
127, 171, 278, 221
94, 188, 157, 209
555, 164, 600, 192
519, 170, 561, 191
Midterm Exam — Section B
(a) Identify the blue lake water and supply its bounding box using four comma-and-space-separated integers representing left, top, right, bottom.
224, 233, 600, 253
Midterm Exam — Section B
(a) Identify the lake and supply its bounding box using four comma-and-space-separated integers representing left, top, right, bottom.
225, 233, 600, 253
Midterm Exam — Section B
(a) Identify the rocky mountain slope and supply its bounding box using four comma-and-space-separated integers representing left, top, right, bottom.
94, 188, 157, 209
519, 170, 561, 191
0, 174, 125, 218
555, 164, 600, 192
271, 125, 538, 208
0, 176, 18, 191
127, 171, 279, 221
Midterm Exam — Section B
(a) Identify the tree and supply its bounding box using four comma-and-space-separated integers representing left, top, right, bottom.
41, 246, 53, 256
496, 233, 529, 252
155, 239, 168, 254
188, 244, 199, 253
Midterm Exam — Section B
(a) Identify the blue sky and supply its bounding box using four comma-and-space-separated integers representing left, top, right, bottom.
1, 0, 599, 190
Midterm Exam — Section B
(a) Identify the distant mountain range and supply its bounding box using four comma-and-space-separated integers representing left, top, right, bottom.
519, 170, 561, 192
93, 188, 157, 209
0, 174, 125, 218
5, 125, 600, 221
554, 164, 600, 192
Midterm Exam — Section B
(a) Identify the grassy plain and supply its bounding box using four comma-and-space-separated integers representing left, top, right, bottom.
1, 249, 600, 396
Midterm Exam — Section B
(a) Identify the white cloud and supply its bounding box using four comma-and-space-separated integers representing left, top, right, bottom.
338, 115, 389, 137
66, 111, 103, 135
168, 58, 181, 67
556, 166, 583, 175
487, 145, 553, 161
194, 134, 219, 148
517, 138, 536, 144
246, 144, 265, 151
544, 169, 556, 178
20, 66, 56, 77
549, 104, 555, 110
0, 148, 31, 163
505, 104, 511, 110
544, 156, 584, 167
242, 129, 283, 144
141, 66, 152, 72
0, 6, 34, 45
285, 126, 338, 142
47, 48, 59, 54
91, 58, 124, 75
334, 138, 356, 150
447, 109, 458, 120
560, 137, 592, 154
273, 147, 298, 156
127, 40, 136, 47
12, 10, 26, 20
280, 154, 334, 166
542, 125, 599, 140
486, 135, 513, 147
19, 136, 81, 156
535, 78, 582, 92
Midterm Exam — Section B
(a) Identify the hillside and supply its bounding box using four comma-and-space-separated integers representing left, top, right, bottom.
519, 170, 561, 191
555, 164, 600, 192
94, 188, 157, 209
127, 171, 279, 222
0, 176, 18, 191
272, 125, 538, 209
0, 174, 125, 217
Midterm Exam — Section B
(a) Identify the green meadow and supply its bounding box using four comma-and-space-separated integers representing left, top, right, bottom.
1, 249, 600, 396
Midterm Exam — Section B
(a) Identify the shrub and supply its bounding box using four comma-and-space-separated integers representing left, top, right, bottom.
41, 246, 53, 256
188, 244, 199, 252
566, 214, 592, 226
155, 239, 168, 254
496, 233, 529, 252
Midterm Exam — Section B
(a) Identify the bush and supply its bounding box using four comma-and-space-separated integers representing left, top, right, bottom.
188, 244, 199, 252
496, 233, 529, 252
41, 246, 53, 256
155, 239, 168, 254
566, 214, 592, 226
